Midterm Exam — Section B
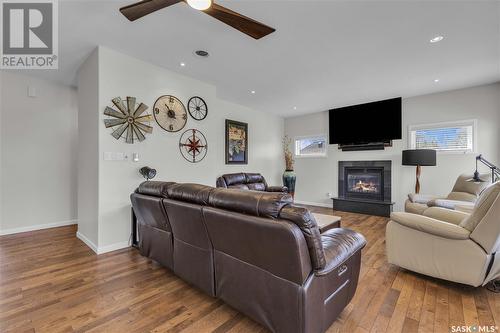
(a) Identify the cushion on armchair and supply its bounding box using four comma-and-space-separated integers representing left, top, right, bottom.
460, 182, 500, 231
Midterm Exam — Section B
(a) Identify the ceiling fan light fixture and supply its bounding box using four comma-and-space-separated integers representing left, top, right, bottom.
186, 0, 212, 10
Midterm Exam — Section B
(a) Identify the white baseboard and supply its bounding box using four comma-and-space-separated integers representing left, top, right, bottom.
294, 200, 331, 208
0, 219, 77, 236
97, 241, 130, 255
76, 231, 98, 253
76, 231, 130, 255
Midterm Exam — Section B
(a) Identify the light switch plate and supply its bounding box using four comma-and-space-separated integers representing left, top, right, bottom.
103, 152, 128, 161
27, 86, 37, 97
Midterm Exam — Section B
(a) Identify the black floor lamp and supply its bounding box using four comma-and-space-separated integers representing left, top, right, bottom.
468, 155, 499, 184
402, 149, 437, 194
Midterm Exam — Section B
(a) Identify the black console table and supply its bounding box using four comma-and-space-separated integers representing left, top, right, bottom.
332, 197, 394, 217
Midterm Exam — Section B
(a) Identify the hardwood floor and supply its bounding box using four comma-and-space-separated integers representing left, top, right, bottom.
1, 209, 499, 333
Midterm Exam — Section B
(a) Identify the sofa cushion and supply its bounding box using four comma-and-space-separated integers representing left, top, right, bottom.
208, 188, 292, 219
451, 174, 490, 196
279, 205, 326, 270
460, 182, 500, 231
228, 184, 250, 190
137, 181, 176, 197
446, 191, 478, 202
223, 173, 247, 186
166, 183, 214, 205
247, 183, 266, 191
246, 173, 265, 184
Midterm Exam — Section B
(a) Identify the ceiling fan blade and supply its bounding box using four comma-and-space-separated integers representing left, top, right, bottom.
120, 0, 182, 21
203, 3, 275, 40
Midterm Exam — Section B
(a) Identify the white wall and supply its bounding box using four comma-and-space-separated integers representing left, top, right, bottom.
285, 83, 500, 211
0, 71, 78, 234
76, 49, 100, 248
78, 46, 284, 252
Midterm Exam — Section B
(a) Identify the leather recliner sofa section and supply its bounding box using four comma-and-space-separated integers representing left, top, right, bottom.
216, 172, 288, 193
131, 181, 366, 333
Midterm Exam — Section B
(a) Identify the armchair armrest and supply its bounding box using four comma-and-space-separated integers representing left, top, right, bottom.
390, 212, 470, 240
316, 228, 366, 276
407, 193, 441, 204
267, 185, 288, 193
422, 207, 469, 225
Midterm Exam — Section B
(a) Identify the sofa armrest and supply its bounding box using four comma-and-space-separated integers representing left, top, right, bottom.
315, 228, 366, 276
407, 193, 441, 204
390, 212, 470, 240
267, 185, 288, 193
422, 207, 469, 225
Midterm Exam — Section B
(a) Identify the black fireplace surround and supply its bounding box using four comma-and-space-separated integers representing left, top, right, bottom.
333, 160, 393, 217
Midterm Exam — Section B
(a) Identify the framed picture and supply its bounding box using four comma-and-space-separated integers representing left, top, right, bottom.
225, 119, 248, 164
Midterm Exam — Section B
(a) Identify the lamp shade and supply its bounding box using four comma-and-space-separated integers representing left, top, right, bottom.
402, 149, 436, 166
139, 166, 156, 180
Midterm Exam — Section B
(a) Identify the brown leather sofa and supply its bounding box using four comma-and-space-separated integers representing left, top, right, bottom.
131, 181, 366, 333
216, 172, 288, 193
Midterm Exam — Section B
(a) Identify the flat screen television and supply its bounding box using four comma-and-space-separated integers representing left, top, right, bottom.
329, 97, 402, 145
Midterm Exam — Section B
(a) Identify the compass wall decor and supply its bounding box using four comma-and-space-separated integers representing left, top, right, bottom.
103, 97, 153, 144
179, 129, 208, 163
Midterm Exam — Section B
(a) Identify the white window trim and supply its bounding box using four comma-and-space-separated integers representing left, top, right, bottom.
294, 134, 328, 158
408, 119, 477, 154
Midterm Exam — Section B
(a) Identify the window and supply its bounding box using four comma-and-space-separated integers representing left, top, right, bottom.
295, 135, 327, 157
408, 119, 476, 153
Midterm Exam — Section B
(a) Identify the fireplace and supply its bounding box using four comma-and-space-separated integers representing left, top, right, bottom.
333, 160, 393, 216
345, 167, 384, 201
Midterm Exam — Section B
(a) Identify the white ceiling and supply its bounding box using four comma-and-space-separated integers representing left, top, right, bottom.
14, 0, 500, 117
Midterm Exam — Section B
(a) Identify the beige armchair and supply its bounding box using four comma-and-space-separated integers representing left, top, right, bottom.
405, 173, 490, 215
387, 182, 500, 287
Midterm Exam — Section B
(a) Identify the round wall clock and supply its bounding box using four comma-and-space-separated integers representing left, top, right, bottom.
187, 96, 208, 121
103, 96, 153, 144
153, 95, 188, 132
179, 129, 208, 163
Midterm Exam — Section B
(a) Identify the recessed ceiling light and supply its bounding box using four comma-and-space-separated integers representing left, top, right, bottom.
430, 35, 444, 43
293, 106, 297, 110
251, 90, 256, 94
180, 62, 186, 67
434, 79, 440, 83
194, 50, 209, 58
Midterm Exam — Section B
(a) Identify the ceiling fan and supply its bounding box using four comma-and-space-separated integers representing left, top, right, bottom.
120, 0, 276, 40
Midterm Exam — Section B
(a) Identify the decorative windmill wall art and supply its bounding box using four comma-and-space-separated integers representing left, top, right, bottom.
103, 97, 153, 144
179, 129, 208, 163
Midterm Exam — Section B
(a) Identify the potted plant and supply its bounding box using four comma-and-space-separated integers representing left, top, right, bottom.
283, 136, 296, 198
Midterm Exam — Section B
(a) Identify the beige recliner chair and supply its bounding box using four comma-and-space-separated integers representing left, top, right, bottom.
387, 182, 500, 287
405, 174, 490, 215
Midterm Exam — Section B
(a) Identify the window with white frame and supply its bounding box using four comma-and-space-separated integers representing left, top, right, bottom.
408, 119, 476, 153
294, 135, 327, 157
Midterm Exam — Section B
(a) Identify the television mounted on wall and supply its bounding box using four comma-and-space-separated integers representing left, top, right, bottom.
329, 97, 402, 150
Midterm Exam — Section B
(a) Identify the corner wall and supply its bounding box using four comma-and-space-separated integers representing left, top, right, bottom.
285, 83, 500, 211
78, 46, 285, 253
76, 49, 100, 249
0, 71, 78, 234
